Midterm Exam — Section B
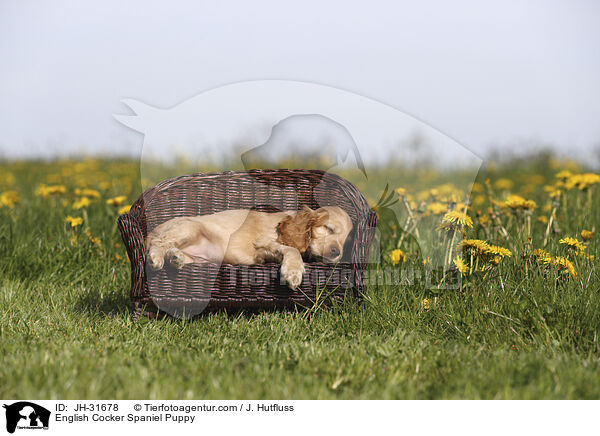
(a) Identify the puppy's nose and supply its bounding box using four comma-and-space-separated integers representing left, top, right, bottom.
328, 246, 340, 258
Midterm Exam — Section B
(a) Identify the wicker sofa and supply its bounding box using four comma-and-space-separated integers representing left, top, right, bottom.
117, 169, 378, 318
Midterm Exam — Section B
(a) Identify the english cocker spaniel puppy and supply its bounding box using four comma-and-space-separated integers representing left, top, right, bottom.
145, 205, 353, 289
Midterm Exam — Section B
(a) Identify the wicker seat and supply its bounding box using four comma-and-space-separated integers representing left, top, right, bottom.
118, 169, 378, 318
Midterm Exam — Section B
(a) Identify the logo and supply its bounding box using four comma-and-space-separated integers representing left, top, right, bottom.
3, 402, 50, 434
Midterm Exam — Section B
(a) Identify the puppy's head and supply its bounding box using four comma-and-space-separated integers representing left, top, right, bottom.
277, 205, 353, 262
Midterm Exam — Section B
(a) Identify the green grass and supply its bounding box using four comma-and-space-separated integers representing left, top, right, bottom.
0, 157, 599, 399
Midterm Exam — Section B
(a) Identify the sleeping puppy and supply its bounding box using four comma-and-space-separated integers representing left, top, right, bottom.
145, 206, 353, 289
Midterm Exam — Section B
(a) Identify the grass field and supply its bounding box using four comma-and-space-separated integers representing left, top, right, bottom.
0, 156, 599, 399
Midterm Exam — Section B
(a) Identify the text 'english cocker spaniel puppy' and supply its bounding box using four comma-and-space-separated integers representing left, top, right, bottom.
145, 206, 353, 289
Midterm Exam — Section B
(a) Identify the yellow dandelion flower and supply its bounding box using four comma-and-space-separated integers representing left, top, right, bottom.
543, 256, 576, 278
390, 249, 406, 265
532, 249, 551, 263
565, 173, 600, 190
64, 216, 83, 227
487, 244, 512, 259
48, 185, 66, 195
35, 184, 51, 198
581, 230, 593, 241
460, 239, 491, 255
559, 237, 586, 253
537, 216, 548, 224
0, 190, 19, 208
441, 210, 473, 229
421, 298, 431, 310
35, 184, 66, 198
396, 187, 407, 196
426, 202, 448, 215
453, 256, 469, 274
118, 205, 131, 215
106, 195, 127, 207
494, 178, 514, 191
72, 197, 91, 209
555, 170, 572, 181
471, 182, 483, 193
502, 194, 537, 211
478, 215, 490, 225
77, 188, 101, 198
489, 256, 502, 265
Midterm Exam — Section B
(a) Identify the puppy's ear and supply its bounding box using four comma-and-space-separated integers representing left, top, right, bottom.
277, 205, 319, 254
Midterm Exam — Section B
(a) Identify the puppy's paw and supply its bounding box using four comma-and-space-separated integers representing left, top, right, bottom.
148, 248, 164, 271
281, 257, 305, 289
166, 248, 186, 269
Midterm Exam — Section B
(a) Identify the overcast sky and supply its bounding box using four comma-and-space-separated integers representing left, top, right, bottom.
1, 0, 599, 164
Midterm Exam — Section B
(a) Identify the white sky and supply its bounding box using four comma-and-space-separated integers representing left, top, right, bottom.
0, 0, 599, 164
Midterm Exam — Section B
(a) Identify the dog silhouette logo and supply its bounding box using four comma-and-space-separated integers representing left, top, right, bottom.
3, 402, 50, 433
114, 80, 483, 317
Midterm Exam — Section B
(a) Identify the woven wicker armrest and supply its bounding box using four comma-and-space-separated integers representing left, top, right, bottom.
117, 212, 146, 300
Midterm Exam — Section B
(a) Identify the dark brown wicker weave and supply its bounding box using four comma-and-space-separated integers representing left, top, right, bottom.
118, 169, 378, 319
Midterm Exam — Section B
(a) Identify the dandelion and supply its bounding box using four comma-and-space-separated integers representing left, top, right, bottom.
85, 229, 102, 247
426, 202, 447, 215
555, 170, 573, 181
65, 216, 83, 227
453, 256, 469, 274
106, 195, 127, 207
494, 178, 514, 191
118, 204, 131, 215
543, 256, 576, 278
390, 249, 406, 265
532, 249, 551, 263
441, 210, 473, 230
0, 190, 19, 208
72, 197, 91, 209
502, 194, 537, 211
35, 185, 51, 198
421, 299, 431, 310
477, 214, 490, 225
544, 185, 562, 198
75, 188, 101, 198
35, 184, 66, 198
559, 237, 586, 253
459, 239, 491, 256
487, 244, 512, 259
396, 187, 407, 196
581, 230, 594, 241
565, 173, 600, 191
471, 183, 483, 193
